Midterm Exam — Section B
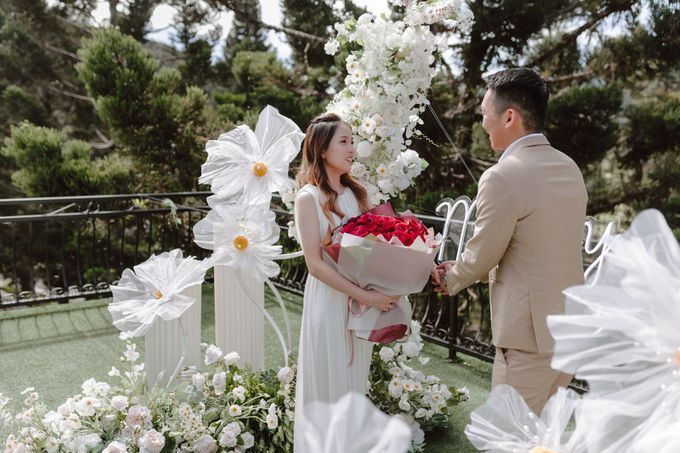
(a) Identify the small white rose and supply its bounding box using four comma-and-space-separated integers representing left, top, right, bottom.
277, 366, 294, 384
76, 397, 101, 417
225, 421, 241, 436
241, 431, 255, 449
138, 429, 165, 453
193, 434, 218, 453
102, 440, 127, 453
398, 398, 411, 411
126, 405, 151, 428
379, 346, 395, 362
356, 141, 373, 158
204, 344, 223, 365
219, 430, 237, 448
110, 395, 129, 412
212, 372, 227, 394
388, 379, 403, 398
266, 413, 279, 430
192, 372, 208, 390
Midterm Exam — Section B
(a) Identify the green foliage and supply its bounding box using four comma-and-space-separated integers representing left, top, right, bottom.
588, 4, 680, 83
179, 39, 214, 86
0, 0, 676, 242
546, 84, 623, 169
214, 91, 247, 122
1, 122, 133, 196
0, 85, 50, 134
529, 33, 582, 78
76, 28, 212, 191
231, 51, 287, 90
211, 0, 271, 76
281, 0, 335, 67
231, 51, 317, 126
622, 96, 680, 168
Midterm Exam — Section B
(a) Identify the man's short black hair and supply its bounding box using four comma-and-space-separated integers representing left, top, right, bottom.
485, 68, 549, 132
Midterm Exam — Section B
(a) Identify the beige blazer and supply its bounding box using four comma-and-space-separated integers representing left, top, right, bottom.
445, 135, 587, 353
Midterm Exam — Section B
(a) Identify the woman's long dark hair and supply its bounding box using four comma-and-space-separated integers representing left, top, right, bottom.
296, 113, 370, 228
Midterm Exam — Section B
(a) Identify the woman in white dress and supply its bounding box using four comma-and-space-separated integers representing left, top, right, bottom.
293, 113, 400, 451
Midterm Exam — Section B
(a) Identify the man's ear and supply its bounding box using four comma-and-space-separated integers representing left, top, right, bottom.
505, 108, 520, 129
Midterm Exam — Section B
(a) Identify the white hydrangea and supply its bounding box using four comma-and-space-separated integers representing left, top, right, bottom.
324, 38, 340, 55
224, 351, 241, 367
232, 386, 246, 402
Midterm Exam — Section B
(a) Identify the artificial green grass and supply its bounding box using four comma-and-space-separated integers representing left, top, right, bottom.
0, 285, 490, 452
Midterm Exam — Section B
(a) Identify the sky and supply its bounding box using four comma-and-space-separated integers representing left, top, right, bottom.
80, 0, 392, 62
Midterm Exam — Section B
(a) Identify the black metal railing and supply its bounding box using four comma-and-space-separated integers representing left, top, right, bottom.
0, 192, 610, 375
0, 193, 213, 305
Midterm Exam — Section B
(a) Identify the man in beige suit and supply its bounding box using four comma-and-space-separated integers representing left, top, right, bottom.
432, 68, 587, 414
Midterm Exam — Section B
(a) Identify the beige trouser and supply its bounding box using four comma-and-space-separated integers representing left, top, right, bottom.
492, 347, 573, 415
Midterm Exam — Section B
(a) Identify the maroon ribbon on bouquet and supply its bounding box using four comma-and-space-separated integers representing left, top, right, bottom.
346, 296, 408, 367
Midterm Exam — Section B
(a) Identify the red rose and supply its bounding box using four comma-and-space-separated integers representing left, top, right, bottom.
337, 210, 428, 246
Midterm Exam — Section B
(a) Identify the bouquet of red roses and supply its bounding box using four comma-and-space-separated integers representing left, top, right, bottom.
324, 202, 442, 344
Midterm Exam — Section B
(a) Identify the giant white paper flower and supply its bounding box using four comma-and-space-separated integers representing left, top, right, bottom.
108, 249, 210, 337
199, 105, 304, 204
298, 392, 412, 452
547, 209, 680, 453
465, 384, 581, 453
193, 202, 281, 281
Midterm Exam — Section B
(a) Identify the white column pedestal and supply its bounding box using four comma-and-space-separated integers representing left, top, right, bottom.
214, 265, 264, 371
144, 284, 202, 388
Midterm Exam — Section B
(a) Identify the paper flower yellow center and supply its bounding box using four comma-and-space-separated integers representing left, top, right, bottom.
529, 448, 556, 453
252, 161, 268, 177
233, 235, 249, 251
154, 290, 163, 300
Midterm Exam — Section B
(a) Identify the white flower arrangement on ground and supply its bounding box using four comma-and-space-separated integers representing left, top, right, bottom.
369, 320, 469, 452
0, 337, 296, 453
0, 328, 466, 452
320, 0, 473, 205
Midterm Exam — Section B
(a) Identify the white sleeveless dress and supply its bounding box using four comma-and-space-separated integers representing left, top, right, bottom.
293, 184, 374, 452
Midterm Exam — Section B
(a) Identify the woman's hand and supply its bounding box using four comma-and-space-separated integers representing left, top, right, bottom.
362, 290, 400, 312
